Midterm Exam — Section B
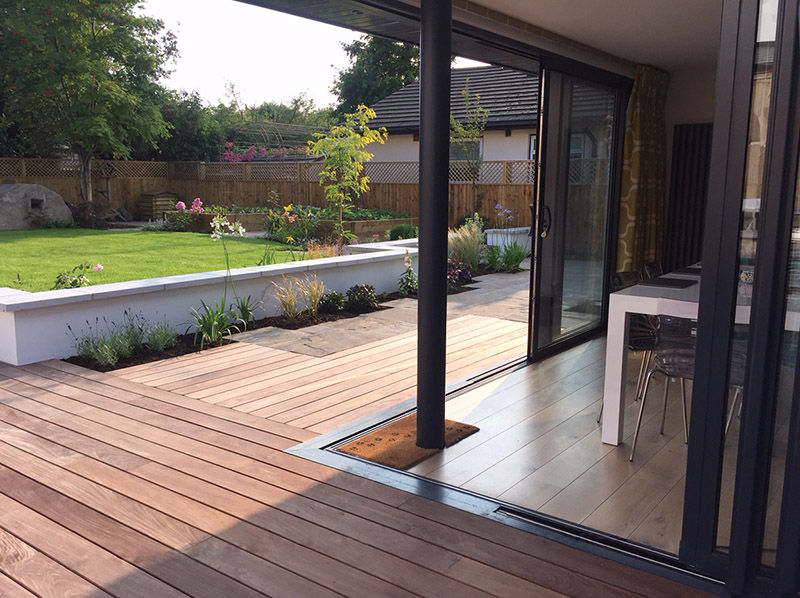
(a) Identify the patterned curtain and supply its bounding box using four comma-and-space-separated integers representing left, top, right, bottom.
616, 64, 670, 272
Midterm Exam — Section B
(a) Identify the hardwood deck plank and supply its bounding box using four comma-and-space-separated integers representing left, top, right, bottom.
0, 388, 516, 597
0, 526, 111, 598
0, 572, 38, 598
0, 492, 189, 598
195, 316, 516, 406
119, 343, 261, 380
0, 388, 581, 598
32, 360, 316, 443
0, 443, 381, 598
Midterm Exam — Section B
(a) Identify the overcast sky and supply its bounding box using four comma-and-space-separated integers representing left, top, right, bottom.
141, 0, 483, 110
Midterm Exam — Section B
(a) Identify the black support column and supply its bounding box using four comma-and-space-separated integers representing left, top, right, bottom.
416, 0, 451, 449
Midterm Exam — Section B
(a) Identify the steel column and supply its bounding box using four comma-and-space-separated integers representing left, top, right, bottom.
416, 0, 451, 449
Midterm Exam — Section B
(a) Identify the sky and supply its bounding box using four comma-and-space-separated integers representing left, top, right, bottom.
141, 0, 483, 110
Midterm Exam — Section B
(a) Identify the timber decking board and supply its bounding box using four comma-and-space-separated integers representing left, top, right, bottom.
114, 314, 528, 431
0, 362, 713, 598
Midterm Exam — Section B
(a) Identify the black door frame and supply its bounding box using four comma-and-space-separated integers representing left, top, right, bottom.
682, 0, 800, 594
527, 63, 629, 361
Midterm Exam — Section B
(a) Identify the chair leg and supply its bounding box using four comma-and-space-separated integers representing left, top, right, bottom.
630, 369, 656, 462
659, 375, 670, 434
634, 350, 649, 402
681, 378, 689, 444
725, 386, 742, 436
596, 399, 603, 424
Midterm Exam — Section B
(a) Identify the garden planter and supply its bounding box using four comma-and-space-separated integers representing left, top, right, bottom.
316, 217, 418, 241
485, 227, 532, 253
166, 211, 267, 233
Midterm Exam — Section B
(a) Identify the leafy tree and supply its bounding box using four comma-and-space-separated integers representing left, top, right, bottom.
332, 35, 419, 116
450, 84, 489, 214
132, 91, 224, 162
308, 105, 387, 247
2, 0, 176, 213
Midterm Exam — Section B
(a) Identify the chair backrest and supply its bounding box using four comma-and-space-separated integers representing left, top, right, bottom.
644, 261, 664, 279
612, 270, 643, 292
654, 315, 697, 379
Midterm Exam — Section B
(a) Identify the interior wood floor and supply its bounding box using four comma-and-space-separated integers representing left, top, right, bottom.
115, 314, 527, 434
410, 338, 711, 555
0, 360, 713, 598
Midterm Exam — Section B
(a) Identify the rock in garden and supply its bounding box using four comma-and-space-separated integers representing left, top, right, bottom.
0, 183, 73, 230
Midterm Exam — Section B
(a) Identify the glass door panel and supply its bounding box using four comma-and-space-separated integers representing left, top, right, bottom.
533, 72, 617, 353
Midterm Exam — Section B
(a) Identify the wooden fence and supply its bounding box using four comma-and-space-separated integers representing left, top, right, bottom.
0, 157, 538, 227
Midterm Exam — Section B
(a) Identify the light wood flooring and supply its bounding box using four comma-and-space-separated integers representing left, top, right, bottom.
115, 314, 527, 434
410, 338, 698, 555
0, 360, 714, 597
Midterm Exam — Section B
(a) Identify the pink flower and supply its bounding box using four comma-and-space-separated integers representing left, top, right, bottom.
287, 215, 297, 223
174, 201, 186, 210
225, 141, 233, 148
93, 263, 103, 272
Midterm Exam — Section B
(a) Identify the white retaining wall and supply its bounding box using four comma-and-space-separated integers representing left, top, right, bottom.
0, 240, 418, 366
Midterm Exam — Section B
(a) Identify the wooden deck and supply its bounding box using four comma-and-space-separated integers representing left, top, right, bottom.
0, 360, 713, 597
115, 314, 527, 434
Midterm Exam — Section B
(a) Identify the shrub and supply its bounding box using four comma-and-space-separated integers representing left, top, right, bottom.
51, 263, 93, 290
448, 220, 483, 271
447, 259, 473, 290
234, 295, 256, 327
398, 251, 418, 296
389, 223, 418, 240
299, 275, 325, 317
273, 276, 301, 318
346, 284, 379, 313
500, 241, 530, 272
191, 299, 243, 349
484, 245, 502, 271
144, 322, 178, 352
319, 291, 346, 314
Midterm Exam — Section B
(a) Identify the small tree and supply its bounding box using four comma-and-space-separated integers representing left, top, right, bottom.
450, 83, 489, 214
308, 105, 387, 248
2, 0, 175, 219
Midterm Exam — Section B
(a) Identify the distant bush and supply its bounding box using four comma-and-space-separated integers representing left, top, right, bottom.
389, 223, 418, 240
319, 291, 346, 314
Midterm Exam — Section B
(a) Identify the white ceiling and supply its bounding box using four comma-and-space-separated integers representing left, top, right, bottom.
472, 0, 722, 72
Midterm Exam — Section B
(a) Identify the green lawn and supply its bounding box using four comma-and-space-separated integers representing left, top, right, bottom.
1, 229, 299, 292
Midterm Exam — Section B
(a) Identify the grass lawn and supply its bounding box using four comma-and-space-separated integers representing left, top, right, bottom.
1, 229, 299, 292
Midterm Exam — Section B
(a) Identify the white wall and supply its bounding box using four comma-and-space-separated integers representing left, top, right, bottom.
372, 128, 537, 163
664, 65, 717, 179
371, 134, 419, 161
482, 128, 537, 161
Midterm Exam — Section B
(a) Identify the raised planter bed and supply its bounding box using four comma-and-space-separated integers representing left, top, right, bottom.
316, 217, 418, 241
485, 226, 532, 253
0, 240, 418, 366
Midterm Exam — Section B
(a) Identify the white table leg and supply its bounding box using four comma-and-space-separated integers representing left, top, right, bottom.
602, 296, 629, 445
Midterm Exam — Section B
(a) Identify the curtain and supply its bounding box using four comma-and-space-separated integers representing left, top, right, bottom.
616, 64, 670, 272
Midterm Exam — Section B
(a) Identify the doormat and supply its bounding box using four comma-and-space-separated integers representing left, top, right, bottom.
335, 414, 479, 470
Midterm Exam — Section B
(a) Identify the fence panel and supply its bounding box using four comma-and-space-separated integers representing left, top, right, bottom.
0, 157, 537, 226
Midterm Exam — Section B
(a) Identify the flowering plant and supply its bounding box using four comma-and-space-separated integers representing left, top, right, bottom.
189, 197, 204, 214
446, 258, 473, 291
175, 201, 186, 211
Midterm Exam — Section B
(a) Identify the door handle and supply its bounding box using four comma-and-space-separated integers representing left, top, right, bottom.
540, 205, 552, 239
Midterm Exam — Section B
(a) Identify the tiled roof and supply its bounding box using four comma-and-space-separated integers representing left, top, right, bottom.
370, 65, 539, 133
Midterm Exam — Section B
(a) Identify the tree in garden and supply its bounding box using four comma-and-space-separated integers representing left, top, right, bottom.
308, 105, 387, 248
131, 90, 223, 162
1, 0, 176, 214
450, 84, 489, 214
332, 35, 419, 117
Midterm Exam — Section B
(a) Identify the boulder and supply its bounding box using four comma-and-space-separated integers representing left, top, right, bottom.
0, 183, 73, 230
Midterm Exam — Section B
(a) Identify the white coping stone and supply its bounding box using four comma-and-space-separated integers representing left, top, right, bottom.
0, 240, 419, 365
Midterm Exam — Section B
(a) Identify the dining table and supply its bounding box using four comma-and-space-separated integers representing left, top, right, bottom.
601, 266, 743, 445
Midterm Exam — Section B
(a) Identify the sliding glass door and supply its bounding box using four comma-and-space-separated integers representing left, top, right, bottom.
530, 70, 622, 356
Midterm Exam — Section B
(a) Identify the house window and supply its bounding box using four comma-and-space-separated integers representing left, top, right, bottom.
528, 133, 538, 161
449, 138, 482, 161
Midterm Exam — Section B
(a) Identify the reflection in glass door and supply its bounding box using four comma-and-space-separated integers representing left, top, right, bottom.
532, 72, 618, 354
